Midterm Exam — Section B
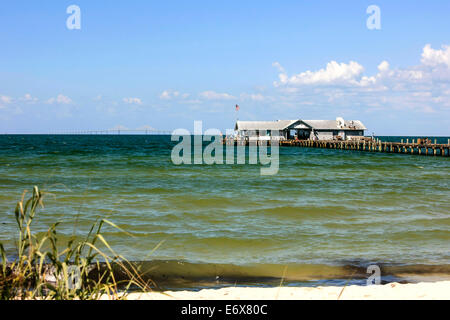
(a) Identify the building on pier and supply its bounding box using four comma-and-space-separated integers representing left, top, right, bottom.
235, 118, 367, 141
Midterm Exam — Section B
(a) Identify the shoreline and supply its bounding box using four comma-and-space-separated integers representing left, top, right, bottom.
121, 281, 450, 300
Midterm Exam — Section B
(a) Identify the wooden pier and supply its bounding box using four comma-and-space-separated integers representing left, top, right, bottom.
224, 138, 450, 157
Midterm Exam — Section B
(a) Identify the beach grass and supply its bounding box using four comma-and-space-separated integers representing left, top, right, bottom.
0, 186, 152, 300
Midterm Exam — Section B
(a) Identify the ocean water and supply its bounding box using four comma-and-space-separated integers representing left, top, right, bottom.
0, 135, 449, 288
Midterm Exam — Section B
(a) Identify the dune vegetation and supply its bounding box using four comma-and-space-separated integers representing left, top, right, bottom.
0, 186, 152, 300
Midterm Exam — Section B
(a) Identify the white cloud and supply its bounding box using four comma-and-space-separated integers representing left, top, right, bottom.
421, 44, 450, 67
20, 93, 38, 103
181, 99, 202, 105
381, 68, 425, 84
274, 61, 365, 86
160, 90, 172, 100
272, 61, 286, 73
199, 91, 236, 100
378, 61, 390, 72
240, 93, 267, 101
159, 90, 190, 100
412, 91, 432, 97
123, 97, 142, 105
0, 95, 13, 105
47, 94, 73, 105
271, 44, 450, 114
273, 44, 450, 91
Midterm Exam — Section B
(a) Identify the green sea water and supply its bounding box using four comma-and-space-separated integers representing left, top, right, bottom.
0, 135, 449, 288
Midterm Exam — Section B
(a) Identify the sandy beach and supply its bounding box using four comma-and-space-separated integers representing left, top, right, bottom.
121, 281, 450, 300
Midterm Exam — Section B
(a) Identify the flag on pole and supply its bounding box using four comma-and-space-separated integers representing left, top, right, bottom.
235, 104, 240, 111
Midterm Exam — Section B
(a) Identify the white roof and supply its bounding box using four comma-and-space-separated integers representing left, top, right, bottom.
236, 119, 367, 131
299, 120, 367, 131
235, 120, 298, 131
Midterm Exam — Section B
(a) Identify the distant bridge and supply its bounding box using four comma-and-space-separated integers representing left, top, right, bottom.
64, 129, 174, 135
1, 129, 174, 135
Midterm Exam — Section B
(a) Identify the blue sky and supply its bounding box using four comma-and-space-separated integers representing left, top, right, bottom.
0, 0, 449, 135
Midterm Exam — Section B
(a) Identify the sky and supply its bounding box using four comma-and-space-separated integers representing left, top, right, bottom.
0, 0, 449, 135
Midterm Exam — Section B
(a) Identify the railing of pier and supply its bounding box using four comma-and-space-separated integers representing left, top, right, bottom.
223, 138, 450, 157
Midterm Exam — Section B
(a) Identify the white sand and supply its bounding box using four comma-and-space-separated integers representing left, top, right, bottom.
122, 281, 450, 300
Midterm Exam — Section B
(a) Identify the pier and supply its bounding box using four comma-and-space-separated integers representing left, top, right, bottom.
224, 138, 450, 157
231, 119, 450, 157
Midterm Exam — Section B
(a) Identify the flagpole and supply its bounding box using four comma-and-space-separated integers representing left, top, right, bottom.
235, 104, 239, 137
